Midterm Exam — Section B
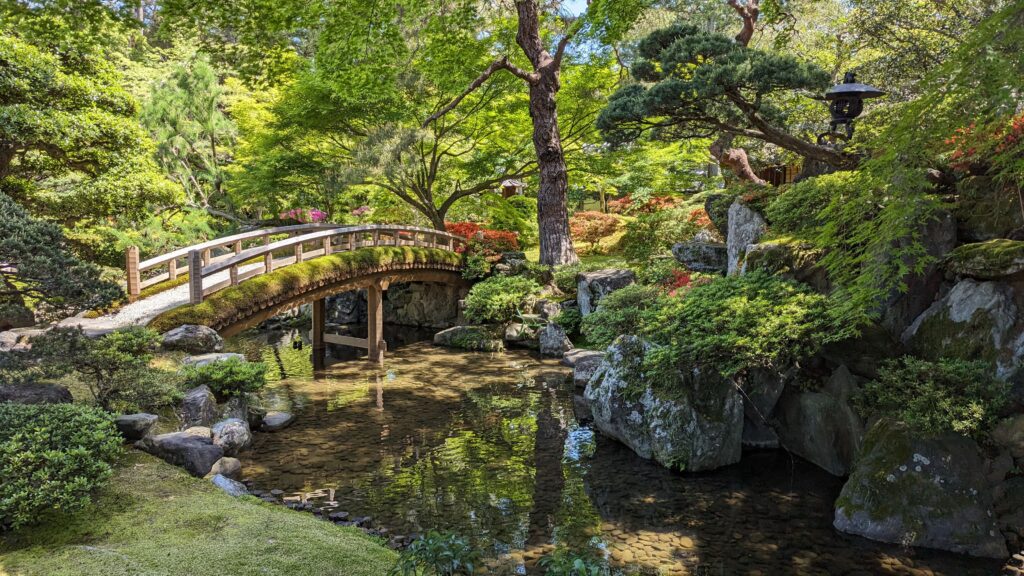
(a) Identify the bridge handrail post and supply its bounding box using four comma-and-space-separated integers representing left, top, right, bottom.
188, 250, 204, 304
125, 246, 141, 303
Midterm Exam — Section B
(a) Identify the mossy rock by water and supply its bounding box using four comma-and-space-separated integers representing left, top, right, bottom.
833, 419, 1007, 558
946, 239, 1024, 280
433, 325, 504, 352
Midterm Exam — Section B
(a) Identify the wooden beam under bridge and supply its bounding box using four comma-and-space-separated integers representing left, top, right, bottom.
311, 278, 390, 368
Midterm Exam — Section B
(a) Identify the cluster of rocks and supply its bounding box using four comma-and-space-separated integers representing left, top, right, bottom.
325, 282, 467, 329
577, 191, 1024, 560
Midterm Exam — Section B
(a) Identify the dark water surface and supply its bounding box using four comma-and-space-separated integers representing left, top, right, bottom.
230, 329, 1003, 576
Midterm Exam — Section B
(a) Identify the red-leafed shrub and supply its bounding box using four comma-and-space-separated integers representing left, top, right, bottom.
664, 269, 692, 296
445, 221, 483, 239
945, 111, 1024, 175
447, 221, 519, 257
607, 195, 676, 215
570, 211, 621, 253
607, 196, 632, 214
687, 208, 713, 229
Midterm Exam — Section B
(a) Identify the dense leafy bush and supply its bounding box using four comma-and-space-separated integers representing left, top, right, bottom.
568, 211, 620, 253
538, 548, 608, 576
0, 403, 121, 530
390, 530, 481, 576
488, 195, 538, 247
764, 172, 853, 234
580, 285, 669, 349
463, 275, 541, 325
856, 357, 1007, 440
30, 326, 179, 412
552, 307, 582, 336
181, 357, 267, 398
461, 253, 491, 280
621, 209, 701, 265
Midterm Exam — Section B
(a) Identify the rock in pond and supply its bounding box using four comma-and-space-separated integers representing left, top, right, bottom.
211, 418, 252, 456
562, 348, 601, 368
432, 325, 504, 352
833, 419, 1008, 558
206, 456, 242, 480
180, 385, 218, 428
262, 411, 296, 432
504, 319, 540, 349
221, 394, 267, 430
181, 352, 245, 368
584, 336, 743, 472
114, 413, 158, 442
538, 323, 572, 358
210, 473, 248, 497
161, 324, 224, 354
577, 269, 635, 316
726, 200, 768, 275
137, 432, 224, 477
569, 350, 605, 389
0, 383, 72, 405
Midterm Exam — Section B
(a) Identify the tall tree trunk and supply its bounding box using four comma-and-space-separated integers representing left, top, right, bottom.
516, 0, 578, 265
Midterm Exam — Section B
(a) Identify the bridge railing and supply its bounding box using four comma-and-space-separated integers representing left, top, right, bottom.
125, 224, 467, 304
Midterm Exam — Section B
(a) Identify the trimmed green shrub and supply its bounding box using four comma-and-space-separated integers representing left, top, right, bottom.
580, 285, 669, 349
488, 195, 538, 248
463, 275, 541, 325
390, 530, 481, 576
622, 208, 699, 264
552, 307, 583, 337
461, 253, 491, 280
0, 403, 122, 530
856, 356, 1007, 440
181, 357, 267, 398
30, 326, 178, 412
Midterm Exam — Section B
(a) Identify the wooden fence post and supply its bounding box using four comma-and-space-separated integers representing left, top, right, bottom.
125, 246, 141, 303
188, 250, 204, 304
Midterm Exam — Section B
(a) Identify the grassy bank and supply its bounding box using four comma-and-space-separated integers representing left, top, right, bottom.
0, 451, 396, 576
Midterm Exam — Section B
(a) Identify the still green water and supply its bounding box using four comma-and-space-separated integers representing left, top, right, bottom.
229, 328, 1003, 576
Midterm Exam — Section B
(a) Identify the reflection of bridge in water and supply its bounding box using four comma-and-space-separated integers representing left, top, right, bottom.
122, 224, 468, 365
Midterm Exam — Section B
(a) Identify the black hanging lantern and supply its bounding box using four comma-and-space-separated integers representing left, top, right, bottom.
822, 72, 885, 140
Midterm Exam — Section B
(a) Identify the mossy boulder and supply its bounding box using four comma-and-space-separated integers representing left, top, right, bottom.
583, 336, 743, 472
726, 200, 768, 275
742, 237, 829, 293
902, 278, 1021, 379
433, 325, 504, 352
945, 239, 1024, 280
834, 419, 1008, 558
952, 176, 1024, 242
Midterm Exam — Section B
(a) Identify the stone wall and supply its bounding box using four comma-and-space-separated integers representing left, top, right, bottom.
326, 281, 466, 329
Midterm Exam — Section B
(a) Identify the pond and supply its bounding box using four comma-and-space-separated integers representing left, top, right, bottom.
230, 327, 1003, 576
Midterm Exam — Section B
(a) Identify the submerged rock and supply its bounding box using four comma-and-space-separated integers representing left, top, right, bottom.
211, 418, 252, 456
584, 336, 743, 472
262, 411, 296, 432
570, 350, 605, 389
137, 432, 224, 477
114, 413, 158, 442
432, 325, 504, 352
577, 269, 635, 316
210, 474, 248, 497
833, 419, 1008, 558
726, 200, 767, 275
180, 385, 218, 428
161, 324, 224, 353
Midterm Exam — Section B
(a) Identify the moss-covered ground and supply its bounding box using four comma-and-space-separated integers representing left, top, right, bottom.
0, 451, 396, 576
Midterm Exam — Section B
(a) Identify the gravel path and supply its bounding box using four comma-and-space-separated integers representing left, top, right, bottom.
59, 262, 266, 336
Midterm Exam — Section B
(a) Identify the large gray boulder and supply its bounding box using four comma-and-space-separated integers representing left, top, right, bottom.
162, 325, 223, 354
0, 330, 20, 352
137, 432, 224, 477
672, 232, 727, 274
737, 368, 790, 449
181, 385, 218, 428
211, 418, 252, 456
221, 394, 266, 430
433, 325, 503, 352
726, 200, 767, 275
902, 278, 1021, 379
584, 336, 743, 472
114, 413, 158, 442
206, 456, 242, 480
570, 350, 605, 389
0, 383, 72, 405
773, 366, 864, 476
834, 419, 1008, 558
577, 269, 635, 316
538, 323, 572, 358
945, 239, 1024, 280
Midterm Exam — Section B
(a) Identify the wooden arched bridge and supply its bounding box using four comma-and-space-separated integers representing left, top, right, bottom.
120, 224, 469, 364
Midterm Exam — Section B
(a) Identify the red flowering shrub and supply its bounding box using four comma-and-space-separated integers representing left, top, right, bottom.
479, 229, 520, 253
687, 208, 713, 229
664, 269, 692, 296
570, 211, 621, 253
445, 221, 483, 239
446, 221, 518, 257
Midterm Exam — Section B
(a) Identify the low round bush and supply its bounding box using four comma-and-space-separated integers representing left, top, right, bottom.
0, 403, 122, 530
856, 356, 1008, 440
181, 357, 267, 398
463, 275, 541, 325
580, 284, 669, 349
569, 211, 620, 253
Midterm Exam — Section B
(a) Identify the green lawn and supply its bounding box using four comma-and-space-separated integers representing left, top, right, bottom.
0, 452, 396, 576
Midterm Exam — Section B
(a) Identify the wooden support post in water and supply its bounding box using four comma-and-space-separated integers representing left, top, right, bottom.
125, 246, 141, 303
312, 298, 326, 371
188, 250, 204, 304
367, 279, 388, 366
